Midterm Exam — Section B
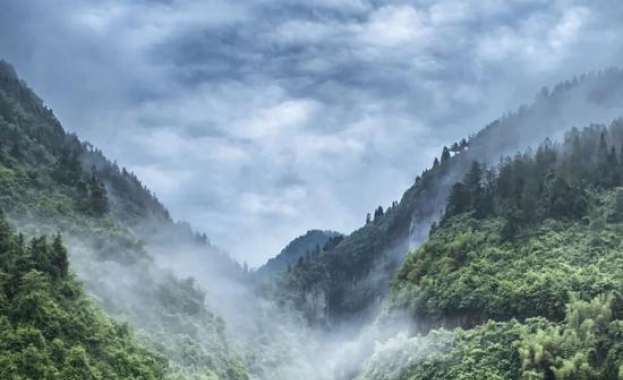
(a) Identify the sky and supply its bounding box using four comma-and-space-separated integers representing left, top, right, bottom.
2, 0, 623, 266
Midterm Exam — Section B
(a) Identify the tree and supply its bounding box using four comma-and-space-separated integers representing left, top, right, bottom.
450, 142, 460, 153
441, 146, 451, 164
88, 170, 109, 216
374, 206, 384, 221
460, 138, 469, 150
597, 132, 611, 187
465, 161, 484, 196
445, 182, 470, 218
52, 146, 81, 185
51, 233, 69, 279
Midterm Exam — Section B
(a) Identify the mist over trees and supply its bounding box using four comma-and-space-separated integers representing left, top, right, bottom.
375, 122, 623, 379
5, 50, 623, 380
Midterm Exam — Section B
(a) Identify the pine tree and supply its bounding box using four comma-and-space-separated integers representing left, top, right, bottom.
88, 170, 110, 216
597, 132, 610, 187
51, 233, 69, 279
374, 206, 384, 221
608, 145, 620, 186
441, 146, 451, 164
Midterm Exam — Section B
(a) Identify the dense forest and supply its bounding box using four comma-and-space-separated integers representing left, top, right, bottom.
0, 214, 168, 379
0, 59, 250, 379
362, 121, 623, 379
5, 53, 623, 380
264, 68, 623, 333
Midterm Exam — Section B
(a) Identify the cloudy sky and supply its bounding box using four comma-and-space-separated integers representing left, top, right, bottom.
2, 0, 623, 266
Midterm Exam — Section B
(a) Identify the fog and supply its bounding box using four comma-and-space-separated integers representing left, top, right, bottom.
80, 69, 623, 380
5, 62, 623, 380
6, 1, 623, 378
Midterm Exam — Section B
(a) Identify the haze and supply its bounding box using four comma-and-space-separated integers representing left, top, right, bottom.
2, 0, 623, 265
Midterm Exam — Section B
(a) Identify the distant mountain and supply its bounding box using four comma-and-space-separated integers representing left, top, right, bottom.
256, 230, 341, 277
277, 68, 623, 328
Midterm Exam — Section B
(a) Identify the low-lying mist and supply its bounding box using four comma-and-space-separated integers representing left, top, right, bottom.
7, 66, 623, 380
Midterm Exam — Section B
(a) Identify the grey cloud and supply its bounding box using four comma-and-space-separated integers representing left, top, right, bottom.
3, 0, 623, 265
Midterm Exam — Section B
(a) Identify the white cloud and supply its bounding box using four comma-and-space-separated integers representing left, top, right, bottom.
359, 5, 429, 47
476, 5, 590, 71
234, 99, 320, 140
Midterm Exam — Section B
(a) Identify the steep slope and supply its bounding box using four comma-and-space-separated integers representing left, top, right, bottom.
357, 121, 623, 379
0, 213, 168, 379
256, 230, 341, 277
276, 69, 623, 328
0, 59, 249, 379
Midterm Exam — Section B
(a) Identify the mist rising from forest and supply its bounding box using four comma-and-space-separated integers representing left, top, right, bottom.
5, 2, 623, 376
57, 68, 623, 380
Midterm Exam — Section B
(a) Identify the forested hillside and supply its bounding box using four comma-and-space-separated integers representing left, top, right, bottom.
0, 59, 249, 379
274, 69, 623, 330
7, 51, 623, 380
357, 120, 623, 379
256, 230, 340, 278
0, 214, 168, 379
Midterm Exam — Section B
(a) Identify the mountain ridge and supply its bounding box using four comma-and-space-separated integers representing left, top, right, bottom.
272, 67, 623, 330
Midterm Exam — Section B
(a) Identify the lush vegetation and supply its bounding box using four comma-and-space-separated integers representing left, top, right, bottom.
256, 230, 340, 278
0, 213, 168, 379
363, 121, 623, 379
392, 121, 623, 327
0, 59, 249, 379
269, 69, 623, 328
361, 294, 623, 380
7, 53, 623, 380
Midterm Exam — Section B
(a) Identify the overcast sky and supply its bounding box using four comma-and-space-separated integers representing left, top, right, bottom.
2, 0, 623, 266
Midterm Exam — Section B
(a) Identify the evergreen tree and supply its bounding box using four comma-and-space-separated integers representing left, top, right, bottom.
450, 142, 460, 154
51, 233, 69, 279
608, 145, 620, 186
441, 146, 451, 164
374, 206, 384, 221
88, 170, 110, 216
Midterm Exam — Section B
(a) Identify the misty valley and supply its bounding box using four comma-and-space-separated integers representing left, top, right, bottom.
5, 27, 623, 380
4, 58, 623, 380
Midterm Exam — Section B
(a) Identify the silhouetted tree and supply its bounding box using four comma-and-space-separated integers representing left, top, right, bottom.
88, 169, 110, 216
441, 146, 451, 164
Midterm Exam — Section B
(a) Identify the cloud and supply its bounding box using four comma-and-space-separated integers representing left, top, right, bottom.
3, 0, 623, 265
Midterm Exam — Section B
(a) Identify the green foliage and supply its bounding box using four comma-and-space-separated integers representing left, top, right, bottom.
274, 73, 623, 326
362, 295, 623, 380
382, 122, 623, 379
0, 214, 167, 379
391, 208, 623, 330
0, 60, 250, 379
88, 169, 110, 216
256, 230, 340, 278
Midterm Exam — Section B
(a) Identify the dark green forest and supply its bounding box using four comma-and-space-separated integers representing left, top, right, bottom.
361, 121, 623, 379
0, 60, 249, 379
260, 68, 623, 332
0, 215, 168, 379
5, 53, 623, 380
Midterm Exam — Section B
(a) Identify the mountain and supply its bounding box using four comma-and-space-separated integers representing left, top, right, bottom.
274, 68, 623, 329
256, 230, 341, 277
357, 120, 623, 379
0, 214, 168, 379
0, 59, 249, 379
7, 51, 623, 380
